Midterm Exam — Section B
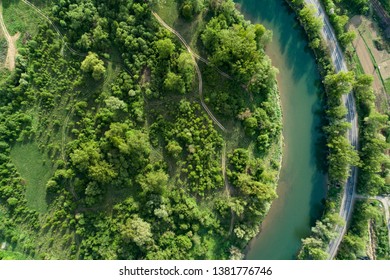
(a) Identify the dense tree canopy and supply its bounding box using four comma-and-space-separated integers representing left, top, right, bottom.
0, 0, 282, 260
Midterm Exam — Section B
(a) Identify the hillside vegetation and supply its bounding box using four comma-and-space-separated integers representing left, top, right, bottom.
0, 0, 282, 259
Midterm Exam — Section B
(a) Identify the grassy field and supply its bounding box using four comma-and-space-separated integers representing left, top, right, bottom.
155, 0, 206, 50
0, 37, 7, 62
155, 0, 179, 26
385, 78, 390, 93
351, 52, 365, 76
0, 250, 29, 259
10, 142, 54, 213
2, 0, 44, 39
0, 67, 10, 81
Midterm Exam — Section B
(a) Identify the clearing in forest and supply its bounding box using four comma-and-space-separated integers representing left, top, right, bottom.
10, 142, 54, 213
0, 0, 19, 71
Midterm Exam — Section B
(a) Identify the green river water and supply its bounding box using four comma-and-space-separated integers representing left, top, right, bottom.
237, 0, 327, 259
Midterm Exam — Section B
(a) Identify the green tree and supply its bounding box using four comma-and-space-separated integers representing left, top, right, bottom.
166, 140, 183, 159
81, 52, 106, 80
298, 237, 329, 260
244, 117, 257, 135
164, 72, 186, 94
138, 170, 169, 195
324, 71, 355, 107
177, 52, 195, 90
121, 215, 153, 248
299, 5, 323, 37
339, 31, 356, 47
155, 38, 175, 59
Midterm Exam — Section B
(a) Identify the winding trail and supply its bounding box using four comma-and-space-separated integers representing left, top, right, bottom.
0, 0, 20, 71
152, 12, 239, 233
305, 0, 359, 259
153, 11, 240, 236
20, 0, 68, 51
15, 4, 228, 133
152, 13, 233, 81
18, 4, 235, 227
152, 12, 226, 132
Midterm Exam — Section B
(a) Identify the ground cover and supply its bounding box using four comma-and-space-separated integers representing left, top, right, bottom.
0, 34, 9, 77
0, 0, 282, 260
154, 0, 179, 26
10, 142, 54, 213
348, 15, 390, 111
337, 200, 389, 259
2, 0, 43, 40
385, 77, 390, 92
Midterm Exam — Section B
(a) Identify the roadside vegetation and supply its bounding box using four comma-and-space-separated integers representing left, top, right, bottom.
320, 0, 390, 221
354, 75, 389, 195
378, 0, 390, 14
321, 0, 358, 49
288, 0, 389, 259
325, 0, 390, 196
315, 0, 390, 105
337, 200, 389, 260
0, 0, 282, 259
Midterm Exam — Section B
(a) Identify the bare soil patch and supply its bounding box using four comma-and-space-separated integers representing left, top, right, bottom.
4, 32, 19, 71
349, 15, 390, 110
0, 1, 19, 71
351, 16, 390, 78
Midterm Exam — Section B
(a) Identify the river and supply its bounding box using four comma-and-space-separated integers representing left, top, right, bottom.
236, 0, 327, 259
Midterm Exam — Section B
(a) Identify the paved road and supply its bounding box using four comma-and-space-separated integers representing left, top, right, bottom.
152, 12, 227, 132
305, 0, 359, 259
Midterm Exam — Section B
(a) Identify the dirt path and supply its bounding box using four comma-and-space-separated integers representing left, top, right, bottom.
0, 0, 19, 71
18, 6, 228, 133
152, 11, 226, 132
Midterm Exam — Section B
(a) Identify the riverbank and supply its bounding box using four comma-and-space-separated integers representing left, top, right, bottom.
284, 0, 364, 259
237, 0, 327, 259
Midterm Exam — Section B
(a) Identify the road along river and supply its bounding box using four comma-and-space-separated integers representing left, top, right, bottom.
236, 0, 327, 259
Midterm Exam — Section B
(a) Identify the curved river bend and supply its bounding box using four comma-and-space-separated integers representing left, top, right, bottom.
236, 0, 327, 259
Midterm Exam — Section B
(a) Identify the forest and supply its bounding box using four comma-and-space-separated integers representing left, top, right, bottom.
0, 0, 282, 259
